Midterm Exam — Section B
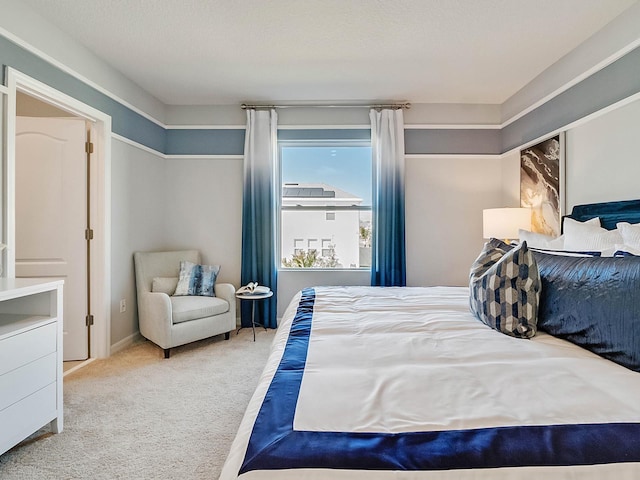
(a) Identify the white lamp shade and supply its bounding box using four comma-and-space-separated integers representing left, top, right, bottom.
483, 208, 532, 240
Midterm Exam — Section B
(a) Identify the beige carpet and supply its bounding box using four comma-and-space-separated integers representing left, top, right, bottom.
0, 327, 275, 479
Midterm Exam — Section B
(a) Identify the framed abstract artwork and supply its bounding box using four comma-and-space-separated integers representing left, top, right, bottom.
520, 133, 565, 236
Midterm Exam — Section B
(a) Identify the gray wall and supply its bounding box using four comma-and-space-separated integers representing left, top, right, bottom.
111, 149, 245, 345
406, 156, 504, 288
162, 158, 243, 288
110, 140, 166, 345
113, 94, 640, 328
565, 98, 640, 210
500, 97, 640, 225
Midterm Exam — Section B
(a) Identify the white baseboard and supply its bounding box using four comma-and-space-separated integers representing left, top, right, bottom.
110, 331, 143, 355
63, 358, 96, 377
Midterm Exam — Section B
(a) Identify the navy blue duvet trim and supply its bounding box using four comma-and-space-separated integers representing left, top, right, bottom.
239, 288, 640, 474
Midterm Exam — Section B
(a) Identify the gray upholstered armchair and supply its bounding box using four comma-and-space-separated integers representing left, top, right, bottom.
133, 250, 236, 358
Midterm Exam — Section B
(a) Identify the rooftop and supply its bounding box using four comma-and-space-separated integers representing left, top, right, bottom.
282, 183, 363, 207
283, 183, 361, 201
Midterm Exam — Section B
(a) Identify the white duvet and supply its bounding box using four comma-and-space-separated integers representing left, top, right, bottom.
220, 286, 640, 479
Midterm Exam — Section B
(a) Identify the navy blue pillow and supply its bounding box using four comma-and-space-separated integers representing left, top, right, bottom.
534, 251, 640, 372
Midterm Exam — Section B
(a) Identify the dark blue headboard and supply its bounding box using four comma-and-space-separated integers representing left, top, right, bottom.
566, 199, 640, 230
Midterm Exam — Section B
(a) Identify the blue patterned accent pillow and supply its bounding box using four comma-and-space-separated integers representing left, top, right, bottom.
174, 261, 220, 297
469, 239, 541, 338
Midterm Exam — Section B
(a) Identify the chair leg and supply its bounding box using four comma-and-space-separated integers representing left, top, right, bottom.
224, 331, 230, 340
164, 348, 171, 359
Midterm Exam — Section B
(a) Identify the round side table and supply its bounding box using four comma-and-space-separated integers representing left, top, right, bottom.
235, 290, 273, 341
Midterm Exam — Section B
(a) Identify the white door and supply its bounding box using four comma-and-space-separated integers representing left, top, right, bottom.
15, 116, 89, 361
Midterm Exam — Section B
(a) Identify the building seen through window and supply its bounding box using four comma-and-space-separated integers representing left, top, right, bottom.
280, 143, 371, 269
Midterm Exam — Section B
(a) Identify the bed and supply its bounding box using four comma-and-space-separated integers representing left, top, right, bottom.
220, 201, 640, 479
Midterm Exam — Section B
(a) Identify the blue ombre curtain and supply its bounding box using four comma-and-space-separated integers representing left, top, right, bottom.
370, 108, 406, 286
240, 108, 278, 328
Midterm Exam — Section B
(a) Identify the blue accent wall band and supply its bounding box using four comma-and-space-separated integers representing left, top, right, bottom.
503, 45, 640, 152
278, 129, 371, 141
2, 31, 639, 157
405, 129, 501, 155
0, 35, 165, 153
165, 129, 245, 155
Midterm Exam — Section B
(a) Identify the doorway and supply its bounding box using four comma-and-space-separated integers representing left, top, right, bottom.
15, 93, 92, 360
5, 68, 112, 359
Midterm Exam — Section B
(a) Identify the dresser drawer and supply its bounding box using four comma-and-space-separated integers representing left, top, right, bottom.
0, 322, 57, 377
0, 352, 57, 411
0, 382, 57, 455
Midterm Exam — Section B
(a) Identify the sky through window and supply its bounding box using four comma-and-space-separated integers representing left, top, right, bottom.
281, 146, 372, 206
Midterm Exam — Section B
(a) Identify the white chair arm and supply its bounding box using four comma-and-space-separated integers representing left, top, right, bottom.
215, 283, 236, 321
139, 292, 173, 348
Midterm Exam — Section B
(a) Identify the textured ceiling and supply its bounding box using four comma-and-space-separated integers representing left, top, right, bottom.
22, 0, 638, 105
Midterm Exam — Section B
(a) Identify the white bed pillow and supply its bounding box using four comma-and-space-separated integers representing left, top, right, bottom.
518, 230, 565, 250
569, 216, 601, 227
519, 217, 600, 250
614, 243, 640, 256
563, 217, 622, 252
617, 222, 640, 249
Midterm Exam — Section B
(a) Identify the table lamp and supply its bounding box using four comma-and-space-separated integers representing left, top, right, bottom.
482, 208, 531, 244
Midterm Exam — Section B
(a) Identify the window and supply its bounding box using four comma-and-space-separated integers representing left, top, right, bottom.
321, 238, 332, 257
280, 140, 372, 269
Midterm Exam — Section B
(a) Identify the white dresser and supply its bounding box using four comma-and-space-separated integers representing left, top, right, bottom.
0, 278, 64, 456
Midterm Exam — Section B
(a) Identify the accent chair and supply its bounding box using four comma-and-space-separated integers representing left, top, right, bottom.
133, 250, 236, 358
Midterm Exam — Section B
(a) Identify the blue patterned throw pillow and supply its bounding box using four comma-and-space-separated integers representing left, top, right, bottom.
469, 239, 541, 338
174, 261, 220, 297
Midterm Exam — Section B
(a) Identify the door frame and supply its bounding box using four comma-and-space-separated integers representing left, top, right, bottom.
4, 67, 112, 358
